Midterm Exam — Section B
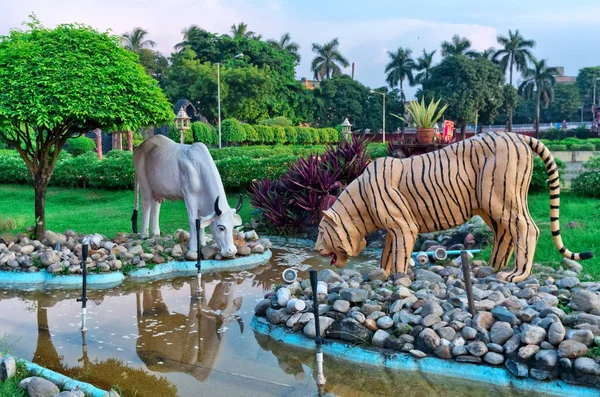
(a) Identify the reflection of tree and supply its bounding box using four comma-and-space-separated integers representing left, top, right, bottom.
135, 278, 243, 382
28, 293, 178, 397
250, 262, 276, 292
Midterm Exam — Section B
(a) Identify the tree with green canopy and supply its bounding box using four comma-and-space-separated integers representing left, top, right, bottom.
576, 66, 600, 119
385, 47, 416, 100
0, 16, 173, 236
440, 35, 478, 58
547, 83, 580, 122
121, 27, 156, 51
493, 29, 536, 131
267, 32, 301, 64
310, 38, 349, 80
518, 58, 557, 138
229, 22, 260, 40
414, 49, 436, 84
137, 48, 169, 86
313, 75, 369, 128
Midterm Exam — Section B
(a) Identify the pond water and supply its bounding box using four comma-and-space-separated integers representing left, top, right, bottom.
0, 241, 555, 397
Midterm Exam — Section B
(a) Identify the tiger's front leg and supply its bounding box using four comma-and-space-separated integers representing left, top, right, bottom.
387, 223, 418, 274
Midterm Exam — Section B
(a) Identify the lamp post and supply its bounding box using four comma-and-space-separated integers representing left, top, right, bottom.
340, 117, 352, 141
217, 53, 244, 148
370, 90, 386, 143
175, 107, 191, 144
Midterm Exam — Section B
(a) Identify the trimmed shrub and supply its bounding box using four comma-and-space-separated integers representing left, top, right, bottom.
262, 116, 292, 127
284, 126, 298, 145
192, 122, 214, 145
368, 143, 390, 159
583, 154, 600, 172
325, 128, 340, 143
530, 157, 566, 192
560, 137, 583, 149
572, 125, 594, 139
168, 126, 194, 144
273, 126, 287, 145
52, 152, 98, 188
572, 172, 600, 198
89, 150, 135, 189
221, 119, 246, 144
66, 136, 96, 157
297, 128, 313, 145
319, 128, 330, 144
216, 154, 297, 190
311, 128, 321, 145
255, 125, 274, 144
243, 124, 259, 143
547, 144, 567, 151
570, 143, 596, 151
0, 151, 31, 184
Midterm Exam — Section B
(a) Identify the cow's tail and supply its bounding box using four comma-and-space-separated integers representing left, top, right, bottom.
526, 136, 593, 261
131, 174, 139, 234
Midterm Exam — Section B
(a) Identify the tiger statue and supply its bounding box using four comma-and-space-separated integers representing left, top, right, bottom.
315, 132, 593, 282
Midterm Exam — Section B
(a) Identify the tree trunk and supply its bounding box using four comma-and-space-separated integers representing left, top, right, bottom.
536, 90, 541, 139
33, 173, 49, 238
127, 130, 133, 151
461, 124, 467, 141
94, 129, 103, 160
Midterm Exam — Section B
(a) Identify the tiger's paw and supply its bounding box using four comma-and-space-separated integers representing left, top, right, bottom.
496, 270, 529, 283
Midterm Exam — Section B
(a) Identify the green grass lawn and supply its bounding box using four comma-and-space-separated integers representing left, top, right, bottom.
0, 184, 253, 238
0, 184, 599, 277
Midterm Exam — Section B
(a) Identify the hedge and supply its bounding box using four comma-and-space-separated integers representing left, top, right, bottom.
216, 154, 298, 191
221, 119, 246, 144
530, 157, 566, 192
65, 136, 96, 157
192, 122, 215, 145
546, 144, 567, 152
572, 172, 600, 198
243, 124, 259, 143
570, 143, 596, 151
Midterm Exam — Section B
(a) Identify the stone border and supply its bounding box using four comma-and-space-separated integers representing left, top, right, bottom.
0, 250, 272, 289
251, 316, 599, 397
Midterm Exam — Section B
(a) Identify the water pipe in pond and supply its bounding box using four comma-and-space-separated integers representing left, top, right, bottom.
76, 243, 89, 331
195, 215, 202, 293
309, 269, 326, 387
412, 248, 480, 265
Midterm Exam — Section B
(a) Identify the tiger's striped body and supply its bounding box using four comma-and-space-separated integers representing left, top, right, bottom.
315, 132, 593, 282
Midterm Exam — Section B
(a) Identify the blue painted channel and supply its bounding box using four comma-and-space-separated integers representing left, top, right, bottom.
251, 316, 599, 397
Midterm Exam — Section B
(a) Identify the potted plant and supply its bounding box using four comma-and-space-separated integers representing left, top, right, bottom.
391, 97, 448, 144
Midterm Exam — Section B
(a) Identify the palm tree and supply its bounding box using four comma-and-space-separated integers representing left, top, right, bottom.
174, 24, 202, 51
121, 27, 155, 52
441, 35, 478, 57
493, 29, 536, 131
414, 49, 436, 84
268, 33, 301, 63
385, 47, 416, 100
518, 58, 557, 138
310, 38, 349, 80
230, 22, 259, 39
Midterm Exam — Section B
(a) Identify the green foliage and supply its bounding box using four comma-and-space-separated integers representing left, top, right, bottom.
262, 116, 292, 127
167, 125, 193, 144
221, 118, 246, 144
570, 143, 596, 151
254, 125, 274, 144
297, 128, 313, 145
313, 75, 369, 128
572, 172, 600, 198
242, 124, 259, 143
65, 136, 96, 157
272, 126, 287, 145
88, 151, 135, 189
530, 157, 566, 192
52, 152, 98, 188
326, 128, 340, 143
583, 154, 600, 172
311, 128, 321, 145
576, 67, 600, 110
319, 128, 330, 144
191, 121, 214, 145
284, 126, 298, 144
392, 97, 447, 128
547, 83, 580, 121
546, 144, 567, 151
216, 154, 297, 190
367, 143, 390, 158
0, 359, 28, 397
0, 152, 31, 184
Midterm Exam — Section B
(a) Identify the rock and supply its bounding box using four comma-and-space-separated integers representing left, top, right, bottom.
556, 276, 580, 289
518, 308, 538, 323
251, 244, 265, 254
505, 359, 529, 377
568, 329, 594, 346
530, 368, 554, 380
304, 316, 335, 338
521, 325, 546, 345
395, 276, 412, 288
490, 322, 514, 345
368, 268, 388, 281
43, 230, 64, 246
55, 392, 80, 397
421, 314, 441, 327
558, 340, 588, 358
170, 244, 184, 258
349, 311, 365, 323
535, 349, 559, 370
201, 245, 218, 260
487, 343, 503, 353
434, 345, 452, 359
332, 300, 350, 313
504, 334, 522, 355
473, 311, 494, 330
484, 352, 505, 365
415, 269, 443, 283
570, 290, 600, 313
318, 269, 344, 284
396, 286, 412, 299
0, 356, 16, 381
415, 328, 440, 354
574, 357, 600, 376
361, 303, 382, 316
40, 251, 60, 266
367, 311, 385, 321
237, 246, 251, 256
372, 329, 390, 347
462, 326, 477, 340
20, 245, 35, 255
421, 301, 443, 318
364, 319, 378, 332
340, 288, 368, 303
410, 349, 427, 358
562, 258, 583, 273
286, 312, 303, 328
515, 288, 535, 299
128, 245, 144, 255
325, 318, 373, 343
452, 345, 468, 356
267, 308, 288, 325
456, 356, 482, 364
518, 344, 540, 360
436, 327, 456, 341
254, 299, 271, 316
27, 377, 60, 397
151, 255, 165, 264
466, 341, 488, 357
547, 321, 566, 345
18, 377, 34, 389
491, 306, 517, 324
377, 316, 394, 330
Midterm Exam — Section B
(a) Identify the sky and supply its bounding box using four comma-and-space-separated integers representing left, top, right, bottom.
1, 0, 599, 98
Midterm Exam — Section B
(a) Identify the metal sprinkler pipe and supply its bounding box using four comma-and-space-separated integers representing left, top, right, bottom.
76, 243, 89, 331
195, 214, 202, 294
309, 269, 326, 386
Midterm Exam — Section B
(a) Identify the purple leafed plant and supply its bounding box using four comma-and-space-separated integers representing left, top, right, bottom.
324, 135, 370, 186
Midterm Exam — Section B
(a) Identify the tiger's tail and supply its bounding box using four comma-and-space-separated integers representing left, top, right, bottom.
526, 136, 593, 261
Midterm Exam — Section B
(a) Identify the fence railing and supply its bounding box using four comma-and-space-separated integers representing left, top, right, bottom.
364, 122, 593, 135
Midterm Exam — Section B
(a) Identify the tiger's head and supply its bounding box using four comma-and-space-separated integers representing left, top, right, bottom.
315, 209, 367, 268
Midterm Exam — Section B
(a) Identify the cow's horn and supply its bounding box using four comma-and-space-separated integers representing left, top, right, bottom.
235, 194, 243, 212
214, 196, 222, 216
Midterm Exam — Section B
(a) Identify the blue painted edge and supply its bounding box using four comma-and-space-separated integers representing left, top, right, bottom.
6, 355, 109, 397
0, 250, 271, 289
128, 249, 272, 281
251, 316, 600, 397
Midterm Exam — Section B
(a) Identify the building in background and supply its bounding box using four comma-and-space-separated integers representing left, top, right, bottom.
551, 67, 576, 84
299, 77, 320, 90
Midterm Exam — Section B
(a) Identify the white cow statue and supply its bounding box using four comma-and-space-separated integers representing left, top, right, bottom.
132, 135, 242, 260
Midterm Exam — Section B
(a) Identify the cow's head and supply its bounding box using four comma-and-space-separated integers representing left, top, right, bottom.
201, 195, 243, 258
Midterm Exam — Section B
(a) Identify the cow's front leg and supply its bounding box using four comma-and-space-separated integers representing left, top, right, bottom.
183, 195, 199, 261
150, 200, 161, 237
140, 193, 153, 239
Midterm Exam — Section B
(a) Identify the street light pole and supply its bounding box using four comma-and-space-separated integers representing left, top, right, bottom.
217, 62, 222, 149
370, 90, 387, 143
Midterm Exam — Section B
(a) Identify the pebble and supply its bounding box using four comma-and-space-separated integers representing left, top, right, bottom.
490, 321, 514, 345
483, 352, 504, 365
558, 340, 588, 358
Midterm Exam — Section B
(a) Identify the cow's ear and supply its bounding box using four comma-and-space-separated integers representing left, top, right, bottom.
200, 214, 215, 228
322, 210, 339, 225
233, 214, 243, 226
